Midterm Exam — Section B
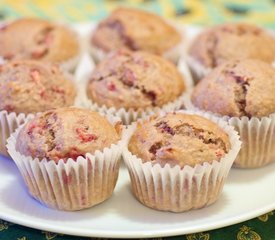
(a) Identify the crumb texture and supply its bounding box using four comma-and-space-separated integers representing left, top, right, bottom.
189, 23, 275, 68
0, 18, 79, 62
92, 7, 181, 54
192, 59, 275, 117
0, 60, 76, 114
16, 108, 120, 162
87, 50, 185, 110
128, 112, 230, 167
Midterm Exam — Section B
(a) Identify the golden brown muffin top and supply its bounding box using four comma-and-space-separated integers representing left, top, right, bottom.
129, 112, 231, 167
87, 49, 186, 110
191, 59, 275, 118
189, 23, 275, 68
92, 7, 181, 55
0, 60, 76, 114
0, 18, 79, 62
16, 108, 120, 162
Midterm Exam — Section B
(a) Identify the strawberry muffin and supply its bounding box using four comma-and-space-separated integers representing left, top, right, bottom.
0, 60, 76, 114
86, 49, 186, 124
191, 59, 275, 168
123, 111, 240, 212
188, 23, 275, 81
91, 8, 182, 62
8, 108, 122, 211
0, 18, 80, 70
0, 60, 76, 155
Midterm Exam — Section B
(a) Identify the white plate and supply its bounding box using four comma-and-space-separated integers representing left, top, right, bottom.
1, 155, 275, 238
1, 24, 275, 239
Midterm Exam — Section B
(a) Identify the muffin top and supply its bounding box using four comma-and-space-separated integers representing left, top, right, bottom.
129, 112, 231, 167
87, 50, 186, 110
0, 60, 76, 114
189, 23, 275, 68
91, 7, 181, 55
16, 108, 120, 162
191, 59, 275, 118
0, 18, 79, 62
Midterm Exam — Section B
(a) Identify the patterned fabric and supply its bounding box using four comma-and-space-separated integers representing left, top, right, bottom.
1, 0, 275, 28
0, 0, 275, 239
1, 212, 275, 239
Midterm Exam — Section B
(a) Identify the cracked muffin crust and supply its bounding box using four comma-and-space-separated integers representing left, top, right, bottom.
91, 7, 181, 55
0, 18, 79, 63
16, 108, 120, 162
87, 50, 186, 110
191, 59, 275, 118
189, 23, 275, 69
0, 60, 76, 114
128, 112, 231, 167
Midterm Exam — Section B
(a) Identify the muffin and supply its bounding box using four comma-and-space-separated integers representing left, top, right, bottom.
191, 59, 275, 168
86, 49, 186, 124
91, 7, 182, 62
123, 111, 241, 212
188, 23, 275, 81
7, 108, 123, 211
0, 60, 76, 155
0, 18, 80, 70
0, 60, 76, 114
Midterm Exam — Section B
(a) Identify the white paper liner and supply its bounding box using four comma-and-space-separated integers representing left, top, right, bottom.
185, 97, 275, 168
177, 57, 194, 91
122, 110, 241, 212
225, 114, 275, 168
6, 114, 125, 211
90, 46, 106, 63
0, 111, 34, 155
83, 91, 188, 126
89, 21, 187, 64
74, 53, 192, 125
185, 55, 211, 84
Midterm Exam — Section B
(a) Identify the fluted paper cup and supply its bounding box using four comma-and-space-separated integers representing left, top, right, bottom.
81, 92, 188, 126
75, 58, 192, 125
226, 114, 275, 168
6, 114, 124, 211
122, 110, 241, 212
185, 97, 275, 168
0, 111, 34, 156
186, 55, 211, 84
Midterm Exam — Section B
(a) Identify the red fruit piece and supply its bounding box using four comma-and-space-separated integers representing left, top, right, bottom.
31, 48, 48, 59
30, 69, 40, 83
51, 86, 65, 94
107, 82, 116, 91
27, 122, 37, 136
215, 149, 224, 158
75, 127, 98, 143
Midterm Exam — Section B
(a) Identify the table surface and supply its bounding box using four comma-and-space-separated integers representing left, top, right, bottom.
1, 0, 275, 239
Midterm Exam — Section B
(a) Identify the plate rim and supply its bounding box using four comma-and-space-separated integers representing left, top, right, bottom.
0, 203, 274, 238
